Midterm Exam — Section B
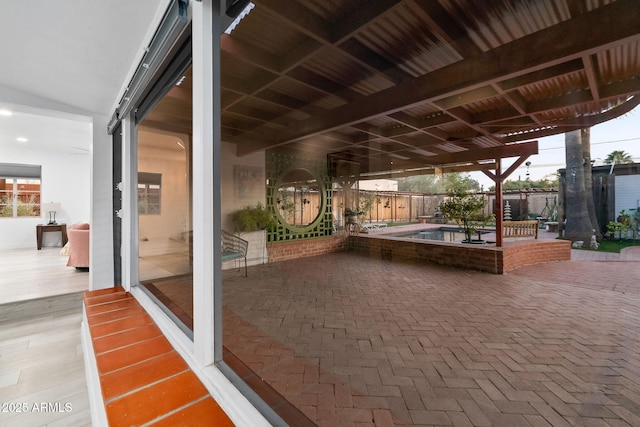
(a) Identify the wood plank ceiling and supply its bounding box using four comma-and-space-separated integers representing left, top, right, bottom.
155, 0, 640, 177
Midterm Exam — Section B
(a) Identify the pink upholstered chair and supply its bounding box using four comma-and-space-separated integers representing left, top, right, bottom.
67, 223, 90, 269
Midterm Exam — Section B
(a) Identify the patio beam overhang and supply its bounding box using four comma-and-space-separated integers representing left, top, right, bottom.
481, 145, 538, 247
234, 0, 640, 157
356, 140, 538, 180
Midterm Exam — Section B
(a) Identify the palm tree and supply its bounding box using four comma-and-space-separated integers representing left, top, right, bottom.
604, 150, 633, 165
562, 129, 600, 243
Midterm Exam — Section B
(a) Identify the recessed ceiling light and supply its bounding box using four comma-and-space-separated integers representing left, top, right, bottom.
0, 109, 12, 116
16, 137, 28, 142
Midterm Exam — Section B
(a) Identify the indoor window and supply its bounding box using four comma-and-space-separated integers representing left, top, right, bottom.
0, 163, 42, 218
138, 172, 162, 215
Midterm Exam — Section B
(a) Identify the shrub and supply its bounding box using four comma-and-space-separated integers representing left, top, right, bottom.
439, 189, 494, 242
232, 203, 277, 232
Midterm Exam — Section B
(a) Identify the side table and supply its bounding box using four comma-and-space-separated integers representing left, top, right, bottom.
36, 224, 68, 250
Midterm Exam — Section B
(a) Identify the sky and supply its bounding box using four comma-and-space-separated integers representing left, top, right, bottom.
469, 106, 640, 189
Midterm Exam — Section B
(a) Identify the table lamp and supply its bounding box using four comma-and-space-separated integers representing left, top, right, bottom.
45, 202, 61, 225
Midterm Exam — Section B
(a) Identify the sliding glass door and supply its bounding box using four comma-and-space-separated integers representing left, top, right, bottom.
136, 59, 194, 335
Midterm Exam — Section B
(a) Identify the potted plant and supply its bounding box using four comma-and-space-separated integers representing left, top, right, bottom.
232, 203, 277, 233
439, 189, 494, 243
344, 207, 363, 224
607, 209, 638, 241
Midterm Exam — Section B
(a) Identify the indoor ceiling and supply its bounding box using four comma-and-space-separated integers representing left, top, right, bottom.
0, 107, 92, 155
0, 0, 166, 154
208, 0, 639, 178
0, 0, 165, 115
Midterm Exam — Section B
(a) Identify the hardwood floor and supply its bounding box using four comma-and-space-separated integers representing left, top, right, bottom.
0, 305, 91, 426
0, 248, 91, 426
0, 247, 89, 305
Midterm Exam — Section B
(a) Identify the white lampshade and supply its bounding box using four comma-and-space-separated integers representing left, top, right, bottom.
44, 202, 61, 212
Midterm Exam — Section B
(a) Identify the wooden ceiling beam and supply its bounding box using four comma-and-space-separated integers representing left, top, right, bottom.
386, 112, 423, 132
502, 96, 640, 143
565, 0, 587, 16
527, 89, 594, 114
497, 59, 584, 91
258, 0, 405, 81
259, 0, 330, 42
220, 36, 281, 72
419, 141, 539, 166
407, 0, 482, 58
434, 86, 499, 110
439, 107, 501, 145
383, 112, 456, 139
473, 77, 640, 129
279, 38, 324, 71
251, 0, 640, 150
338, 38, 410, 85
599, 78, 640, 99
331, 0, 402, 43
224, 0, 405, 126
394, 133, 446, 149
498, 89, 528, 117
285, 67, 360, 102
582, 54, 601, 101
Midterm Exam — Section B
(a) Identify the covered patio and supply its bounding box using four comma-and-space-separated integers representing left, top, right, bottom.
3, 0, 640, 425
132, 1, 640, 423
218, 249, 640, 426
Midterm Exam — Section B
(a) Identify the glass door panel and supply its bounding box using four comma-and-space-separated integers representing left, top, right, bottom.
136, 65, 194, 333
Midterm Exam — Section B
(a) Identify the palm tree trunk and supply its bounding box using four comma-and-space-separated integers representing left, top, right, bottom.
580, 128, 602, 238
564, 129, 595, 243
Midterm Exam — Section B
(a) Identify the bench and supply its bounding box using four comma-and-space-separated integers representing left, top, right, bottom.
221, 230, 248, 276
503, 220, 539, 239
361, 222, 388, 232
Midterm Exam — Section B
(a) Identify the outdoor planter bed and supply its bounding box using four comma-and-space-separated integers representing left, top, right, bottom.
349, 232, 571, 274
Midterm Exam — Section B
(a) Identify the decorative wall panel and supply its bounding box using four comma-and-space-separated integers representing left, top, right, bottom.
266, 153, 333, 243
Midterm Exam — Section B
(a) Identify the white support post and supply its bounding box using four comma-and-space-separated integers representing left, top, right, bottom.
192, 0, 219, 367
121, 114, 139, 292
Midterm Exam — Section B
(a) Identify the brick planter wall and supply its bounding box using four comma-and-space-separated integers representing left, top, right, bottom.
267, 234, 348, 263
350, 235, 571, 274
501, 239, 572, 273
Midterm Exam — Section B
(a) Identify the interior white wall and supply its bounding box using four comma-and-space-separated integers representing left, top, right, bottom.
0, 86, 114, 289
90, 114, 114, 290
138, 131, 190, 243
0, 131, 90, 250
220, 141, 266, 265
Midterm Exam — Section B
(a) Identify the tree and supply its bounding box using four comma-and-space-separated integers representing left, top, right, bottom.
397, 172, 480, 193
603, 150, 633, 165
440, 188, 493, 243
442, 173, 481, 193
501, 174, 558, 191
562, 129, 600, 243
581, 128, 601, 239
397, 175, 440, 192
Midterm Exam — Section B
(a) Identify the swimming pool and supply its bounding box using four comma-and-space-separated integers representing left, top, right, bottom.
388, 226, 489, 242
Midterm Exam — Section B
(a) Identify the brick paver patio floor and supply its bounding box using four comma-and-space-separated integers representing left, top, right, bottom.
223, 250, 640, 426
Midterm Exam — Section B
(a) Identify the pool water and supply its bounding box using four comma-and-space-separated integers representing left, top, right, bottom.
389, 227, 488, 242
